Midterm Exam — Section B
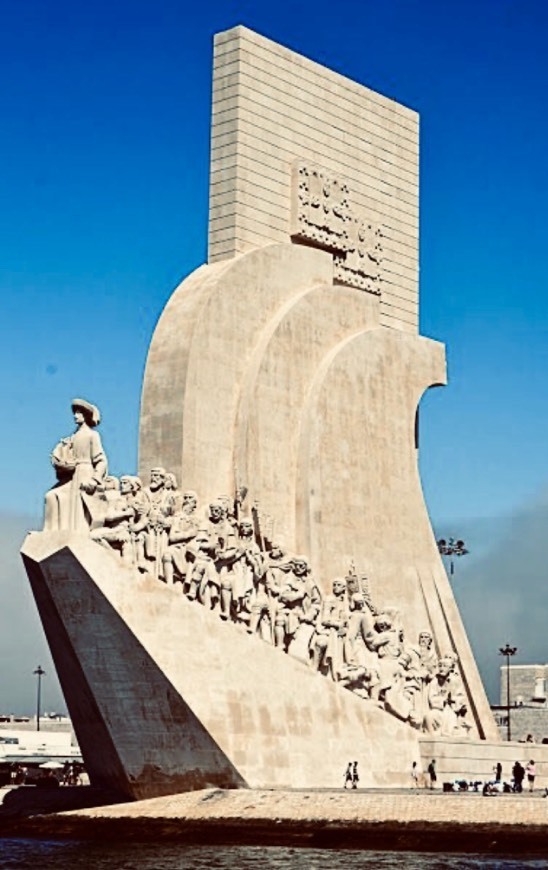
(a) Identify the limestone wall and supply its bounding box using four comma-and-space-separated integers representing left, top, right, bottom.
420, 736, 548, 789
493, 706, 548, 743
500, 663, 548, 707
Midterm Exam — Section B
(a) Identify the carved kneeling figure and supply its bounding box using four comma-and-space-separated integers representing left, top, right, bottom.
162, 491, 199, 586
424, 654, 471, 736
90, 475, 147, 566
274, 557, 321, 653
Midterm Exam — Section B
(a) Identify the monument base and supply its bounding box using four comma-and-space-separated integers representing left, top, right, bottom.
7, 787, 548, 854
22, 532, 422, 798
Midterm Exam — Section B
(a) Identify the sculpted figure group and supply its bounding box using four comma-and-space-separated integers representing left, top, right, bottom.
43, 399, 471, 738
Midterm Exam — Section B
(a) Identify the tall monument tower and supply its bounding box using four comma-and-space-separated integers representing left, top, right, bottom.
23, 27, 500, 802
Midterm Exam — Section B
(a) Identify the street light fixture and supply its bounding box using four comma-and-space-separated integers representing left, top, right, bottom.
33, 665, 45, 732
437, 537, 469, 576
499, 644, 517, 742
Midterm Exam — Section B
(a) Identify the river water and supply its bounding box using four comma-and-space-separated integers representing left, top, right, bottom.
1, 842, 548, 869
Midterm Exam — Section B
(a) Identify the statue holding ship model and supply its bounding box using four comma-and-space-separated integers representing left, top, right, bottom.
44, 398, 107, 533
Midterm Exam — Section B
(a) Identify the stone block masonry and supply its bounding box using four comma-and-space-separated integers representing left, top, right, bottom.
208, 26, 419, 333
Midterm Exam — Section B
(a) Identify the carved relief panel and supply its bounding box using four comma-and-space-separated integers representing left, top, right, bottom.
334, 217, 383, 295
290, 163, 352, 250
291, 161, 383, 296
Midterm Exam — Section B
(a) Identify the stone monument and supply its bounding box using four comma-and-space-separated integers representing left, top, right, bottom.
22, 26, 501, 801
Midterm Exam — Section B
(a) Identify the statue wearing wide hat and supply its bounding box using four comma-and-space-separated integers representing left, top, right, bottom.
43, 398, 107, 533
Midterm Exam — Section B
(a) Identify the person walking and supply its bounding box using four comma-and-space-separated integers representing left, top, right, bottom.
512, 761, 525, 793
526, 760, 536, 792
411, 761, 420, 789
494, 762, 502, 783
352, 761, 359, 790
343, 762, 353, 789
427, 758, 437, 790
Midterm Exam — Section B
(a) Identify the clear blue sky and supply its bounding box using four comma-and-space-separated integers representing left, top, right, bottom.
1, 0, 548, 710
2, 0, 548, 524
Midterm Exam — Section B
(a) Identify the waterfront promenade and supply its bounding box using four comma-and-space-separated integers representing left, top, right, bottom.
2, 787, 548, 853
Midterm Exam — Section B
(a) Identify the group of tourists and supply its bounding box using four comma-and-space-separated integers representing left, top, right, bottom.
8, 761, 85, 788
482, 759, 536, 794
61, 760, 85, 786
411, 758, 540, 794
343, 762, 360, 789
510, 759, 536, 793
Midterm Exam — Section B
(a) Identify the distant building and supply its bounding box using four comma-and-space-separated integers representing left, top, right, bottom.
0, 713, 80, 763
492, 664, 548, 743
0, 712, 71, 729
